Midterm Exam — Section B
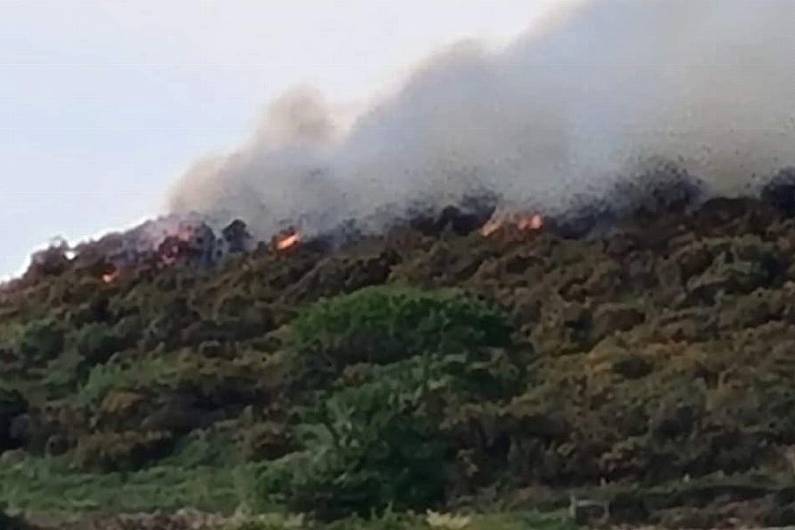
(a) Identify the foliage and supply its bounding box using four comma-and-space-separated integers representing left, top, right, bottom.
262, 358, 450, 519
426, 510, 472, 529
73, 322, 126, 365
288, 285, 512, 371
73, 430, 175, 471
7, 193, 795, 526
16, 318, 63, 363
0, 455, 572, 529
78, 358, 172, 407
0, 453, 267, 515
77, 353, 267, 409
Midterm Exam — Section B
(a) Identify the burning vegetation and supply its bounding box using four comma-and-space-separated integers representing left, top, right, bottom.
100, 269, 119, 285
18, 196, 542, 286
274, 229, 302, 251
22, 217, 262, 285
480, 212, 544, 237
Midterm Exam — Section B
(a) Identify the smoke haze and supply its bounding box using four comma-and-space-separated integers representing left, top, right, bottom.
168, 0, 795, 238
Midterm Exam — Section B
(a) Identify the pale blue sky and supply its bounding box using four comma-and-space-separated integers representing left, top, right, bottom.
0, 0, 559, 279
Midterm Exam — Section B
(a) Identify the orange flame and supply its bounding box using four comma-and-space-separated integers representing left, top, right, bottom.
481, 213, 543, 237
276, 231, 301, 251
101, 270, 119, 284
518, 214, 544, 231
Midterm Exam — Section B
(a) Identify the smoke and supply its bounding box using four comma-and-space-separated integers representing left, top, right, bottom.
168, 0, 795, 239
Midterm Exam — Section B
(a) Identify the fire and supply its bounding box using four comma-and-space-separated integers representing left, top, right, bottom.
275, 230, 301, 251
481, 213, 543, 236
518, 213, 544, 231
101, 270, 119, 284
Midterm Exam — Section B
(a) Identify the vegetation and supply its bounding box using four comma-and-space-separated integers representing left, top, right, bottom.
289, 285, 511, 368
0, 454, 263, 516
6, 190, 795, 527
263, 359, 450, 519
17, 319, 64, 365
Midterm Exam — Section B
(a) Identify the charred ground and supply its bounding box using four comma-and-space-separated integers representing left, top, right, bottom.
4, 174, 795, 528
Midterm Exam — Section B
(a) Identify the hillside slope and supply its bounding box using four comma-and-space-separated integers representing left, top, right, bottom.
4, 183, 795, 528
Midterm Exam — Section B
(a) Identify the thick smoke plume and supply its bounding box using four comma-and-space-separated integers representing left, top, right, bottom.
168, 0, 795, 239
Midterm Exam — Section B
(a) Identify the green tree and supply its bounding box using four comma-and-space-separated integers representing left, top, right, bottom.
262, 358, 449, 519
289, 285, 512, 372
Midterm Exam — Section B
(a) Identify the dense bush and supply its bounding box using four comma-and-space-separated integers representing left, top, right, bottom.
79, 360, 163, 407
262, 359, 450, 519
79, 354, 268, 411
17, 318, 63, 363
74, 322, 126, 365
0, 386, 27, 450
257, 287, 523, 518
289, 286, 512, 371
73, 430, 175, 471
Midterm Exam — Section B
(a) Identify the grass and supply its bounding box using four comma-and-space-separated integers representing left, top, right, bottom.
0, 454, 576, 529
0, 454, 267, 516
0, 431, 271, 516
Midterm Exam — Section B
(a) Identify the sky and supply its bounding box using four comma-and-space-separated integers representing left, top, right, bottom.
0, 0, 562, 280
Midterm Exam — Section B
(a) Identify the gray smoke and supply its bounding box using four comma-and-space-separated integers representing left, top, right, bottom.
168, 0, 795, 238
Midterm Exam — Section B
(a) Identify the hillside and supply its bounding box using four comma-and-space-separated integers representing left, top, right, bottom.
4, 176, 795, 528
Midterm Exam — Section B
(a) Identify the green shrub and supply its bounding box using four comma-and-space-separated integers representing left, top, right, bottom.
41, 351, 85, 399
73, 430, 175, 471
78, 358, 171, 407
74, 323, 125, 365
78, 354, 267, 412
238, 421, 295, 462
112, 314, 144, 345
17, 318, 63, 363
261, 359, 450, 519
289, 286, 512, 371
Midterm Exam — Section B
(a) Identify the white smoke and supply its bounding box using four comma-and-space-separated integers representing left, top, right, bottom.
168, 0, 795, 238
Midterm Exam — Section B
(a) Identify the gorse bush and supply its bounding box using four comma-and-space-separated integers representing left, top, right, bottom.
74, 430, 175, 471
78, 358, 172, 407
289, 285, 512, 370
17, 318, 63, 363
74, 322, 126, 365
78, 354, 267, 410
